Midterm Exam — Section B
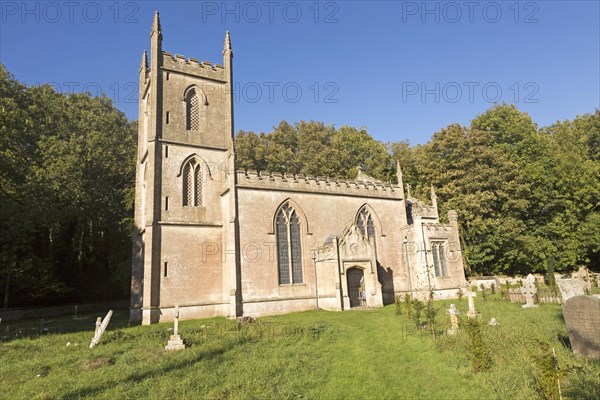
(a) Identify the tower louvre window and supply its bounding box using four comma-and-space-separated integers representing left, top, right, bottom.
186, 88, 200, 131
182, 159, 202, 207
276, 202, 303, 285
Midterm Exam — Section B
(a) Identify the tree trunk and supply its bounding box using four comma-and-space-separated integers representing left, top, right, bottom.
3, 257, 13, 309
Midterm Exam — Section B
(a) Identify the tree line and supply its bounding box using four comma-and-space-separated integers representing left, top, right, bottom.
1, 64, 598, 307
1, 65, 136, 308
236, 107, 600, 277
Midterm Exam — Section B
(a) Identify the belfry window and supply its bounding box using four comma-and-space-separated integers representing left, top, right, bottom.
276, 203, 303, 285
432, 241, 448, 277
182, 159, 202, 207
186, 88, 200, 131
356, 207, 376, 242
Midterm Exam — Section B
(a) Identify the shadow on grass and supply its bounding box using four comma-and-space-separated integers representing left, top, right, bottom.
0, 310, 131, 342
61, 339, 248, 398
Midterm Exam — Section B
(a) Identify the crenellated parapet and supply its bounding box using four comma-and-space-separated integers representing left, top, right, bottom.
162, 51, 226, 82
236, 170, 402, 199
423, 222, 453, 232
411, 202, 438, 219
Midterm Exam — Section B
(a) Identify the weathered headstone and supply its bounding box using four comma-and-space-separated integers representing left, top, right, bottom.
446, 304, 459, 335
521, 274, 539, 308
165, 305, 185, 351
89, 310, 113, 349
488, 318, 499, 326
557, 279, 587, 302
466, 291, 478, 318
562, 296, 600, 359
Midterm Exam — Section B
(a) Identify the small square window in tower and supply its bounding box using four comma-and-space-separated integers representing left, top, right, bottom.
186, 89, 201, 131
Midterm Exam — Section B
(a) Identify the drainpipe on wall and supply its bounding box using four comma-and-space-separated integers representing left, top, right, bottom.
335, 236, 344, 311
312, 251, 319, 310
420, 221, 432, 292
404, 236, 413, 296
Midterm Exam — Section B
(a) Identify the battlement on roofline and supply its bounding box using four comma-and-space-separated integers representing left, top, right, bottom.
236, 170, 403, 199
161, 51, 226, 81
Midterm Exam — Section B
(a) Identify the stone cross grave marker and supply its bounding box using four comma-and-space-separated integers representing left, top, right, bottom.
446, 304, 459, 335
557, 279, 587, 302
562, 296, 600, 359
521, 274, 539, 308
466, 291, 478, 318
165, 305, 185, 351
89, 310, 113, 349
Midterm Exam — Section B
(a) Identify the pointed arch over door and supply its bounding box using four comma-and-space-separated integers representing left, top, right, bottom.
275, 201, 303, 285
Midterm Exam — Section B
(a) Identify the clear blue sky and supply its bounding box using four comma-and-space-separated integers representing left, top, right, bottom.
1, 1, 598, 144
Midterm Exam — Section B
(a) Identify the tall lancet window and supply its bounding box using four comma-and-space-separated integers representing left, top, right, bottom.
276, 203, 303, 285
432, 241, 448, 277
186, 88, 200, 131
356, 207, 376, 243
182, 159, 202, 206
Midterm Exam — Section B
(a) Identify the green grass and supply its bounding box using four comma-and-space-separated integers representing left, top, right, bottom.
1, 296, 599, 399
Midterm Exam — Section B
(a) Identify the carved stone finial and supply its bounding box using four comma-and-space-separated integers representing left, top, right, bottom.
152, 11, 162, 36
224, 31, 232, 53
140, 50, 148, 71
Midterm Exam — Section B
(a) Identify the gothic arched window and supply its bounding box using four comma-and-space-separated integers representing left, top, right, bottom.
356, 207, 376, 242
182, 159, 202, 206
186, 88, 200, 131
276, 203, 303, 285
432, 241, 448, 277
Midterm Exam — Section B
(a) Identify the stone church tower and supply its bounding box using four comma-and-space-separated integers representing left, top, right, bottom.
131, 14, 467, 325
130, 12, 240, 324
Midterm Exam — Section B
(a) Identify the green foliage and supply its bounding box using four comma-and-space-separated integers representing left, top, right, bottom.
411, 298, 425, 328
531, 341, 562, 400
424, 290, 438, 338
235, 121, 395, 182
403, 293, 413, 320
390, 104, 600, 275
0, 64, 136, 307
463, 317, 493, 372
394, 295, 402, 316
456, 289, 464, 302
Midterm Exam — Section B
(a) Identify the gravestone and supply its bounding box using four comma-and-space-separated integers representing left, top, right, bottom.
165, 305, 185, 351
557, 279, 587, 302
446, 304, 459, 335
562, 296, 600, 359
466, 291, 478, 318
89, 310, 113, 348
521, 274, 539, 308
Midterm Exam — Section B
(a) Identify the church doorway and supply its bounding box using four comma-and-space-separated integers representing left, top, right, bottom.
347, 267, 366, 308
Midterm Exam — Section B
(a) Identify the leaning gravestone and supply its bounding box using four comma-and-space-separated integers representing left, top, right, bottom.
557, 279, 586, 302
89, 310, 113, 349
562, 296, 600, 359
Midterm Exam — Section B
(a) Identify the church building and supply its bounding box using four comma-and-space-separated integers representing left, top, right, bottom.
130, 13, 467, 324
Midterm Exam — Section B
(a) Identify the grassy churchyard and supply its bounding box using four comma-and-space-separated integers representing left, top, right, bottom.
1, 296, 599, 399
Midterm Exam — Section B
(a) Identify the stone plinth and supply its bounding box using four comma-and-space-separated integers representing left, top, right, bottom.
165, 334, 185, 351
